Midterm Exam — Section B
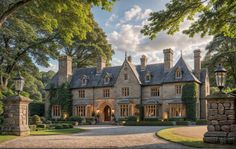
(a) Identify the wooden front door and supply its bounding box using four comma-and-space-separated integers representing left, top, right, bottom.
104, 105, 111, 121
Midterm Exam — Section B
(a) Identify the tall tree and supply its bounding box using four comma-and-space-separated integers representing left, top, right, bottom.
63, 20, 113, 68
0, 0, 114, 88
141, 0, 236, 39
202, 34, 236, 88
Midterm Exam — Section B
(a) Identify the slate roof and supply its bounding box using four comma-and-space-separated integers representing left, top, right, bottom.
46, 56, 202, 90
163, 56, 200, 83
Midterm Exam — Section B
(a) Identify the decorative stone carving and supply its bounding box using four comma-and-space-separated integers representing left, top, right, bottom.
1, 95, 32, 136
204, 93, 236, 144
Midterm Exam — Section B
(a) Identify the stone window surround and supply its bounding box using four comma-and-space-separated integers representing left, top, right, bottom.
120, 104, 132, 117
81, 75, 88, 86
103, 88, 110, 98
175, 84, 182, 95
52, 105, 61, 117
122, 87, 130, 97
144, 105, 158, 118
151, 87, 160, 97
175, 67, 182, 79
78, 89, 85, 98
169, 103, 186, 118
145, 72, 151, 82
74, 105, 86, 117
124, 73, 128, 81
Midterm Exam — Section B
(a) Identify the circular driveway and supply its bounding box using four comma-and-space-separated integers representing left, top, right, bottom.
0, 125, 199, 148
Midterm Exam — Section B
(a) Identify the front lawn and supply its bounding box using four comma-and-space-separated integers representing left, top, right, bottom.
157, 127, 234, 148
30, 128, 85, 135
0, 135, 17, 144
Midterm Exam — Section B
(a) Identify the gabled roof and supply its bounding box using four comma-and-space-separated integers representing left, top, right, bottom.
45, 72, 59, 90
47, 56, 203, 90
163, 56, 200, 83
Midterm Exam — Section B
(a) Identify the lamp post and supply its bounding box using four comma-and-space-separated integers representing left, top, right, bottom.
14, 72, 25, 95
214, 64, 227, 93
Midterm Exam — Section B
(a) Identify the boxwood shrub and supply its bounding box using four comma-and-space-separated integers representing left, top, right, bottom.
196, 119, 207, 125
143, 118, 160, 121
69, 116, 82, 123
29, 125, 37, 131
124, 121, 173, 126
37, 124, 47, 129
176, 121, 189, 125
127, 116, 137, 121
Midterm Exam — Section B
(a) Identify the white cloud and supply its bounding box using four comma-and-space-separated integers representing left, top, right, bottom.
108, 5, 213, 68
124, 5, 142, 21
105, 14, 118, 27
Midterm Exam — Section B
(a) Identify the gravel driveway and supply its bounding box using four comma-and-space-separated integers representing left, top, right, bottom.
0, 125, 206, 149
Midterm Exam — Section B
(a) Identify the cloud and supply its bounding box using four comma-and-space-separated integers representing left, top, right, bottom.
105, 14, 118, 27
108, 5, 213, 68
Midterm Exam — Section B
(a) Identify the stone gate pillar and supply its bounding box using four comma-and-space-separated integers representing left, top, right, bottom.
1, 95, 32, 136
204, 93, 236, 144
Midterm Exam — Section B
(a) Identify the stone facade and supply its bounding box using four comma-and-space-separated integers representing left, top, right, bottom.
45, 49, 210, 122
204, 93, 236, 144
1, 95, 31, 136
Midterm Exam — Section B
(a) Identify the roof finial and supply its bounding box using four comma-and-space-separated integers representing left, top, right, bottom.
125, 51, 127, 60
180, 50, 183, 57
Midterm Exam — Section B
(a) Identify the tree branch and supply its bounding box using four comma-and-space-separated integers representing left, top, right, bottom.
0, 0, 33, 27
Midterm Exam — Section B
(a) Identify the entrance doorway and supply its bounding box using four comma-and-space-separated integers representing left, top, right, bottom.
104, 105, 111, 121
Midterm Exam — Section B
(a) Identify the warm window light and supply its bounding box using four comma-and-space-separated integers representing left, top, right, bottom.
14, 72, 25, 95
215, 64, 227, 92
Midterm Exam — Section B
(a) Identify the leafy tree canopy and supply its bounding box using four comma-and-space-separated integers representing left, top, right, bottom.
141, 0, 236, 39
1, 0, 115, 43
202, 34, 236, 88
63, 20, 114, 68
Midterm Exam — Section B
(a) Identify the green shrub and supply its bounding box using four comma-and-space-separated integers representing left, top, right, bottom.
127, 116, 137, 121
86, 117, 95, 124
168, 118, 185, 121
118, 118, 128, 122
31, 115, 42, 125
69, 116, 82, 123
0, 115, 3, 125
55, 125, 64, 129
176, 121, 189, 125
196, 119, 207, 125
124, 121, 173, 126
62, 124, 70, 129
29, 125, 37, 131
144, 118, 160, 121
37, 124, 47, 129
29, 102, 45, 116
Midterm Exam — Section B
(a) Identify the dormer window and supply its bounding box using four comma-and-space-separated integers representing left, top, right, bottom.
175, 68, 182, 79
81, 75, 88, 86
145, 72, 151, 82
104, 75, 110, 84
124, 74, 128, 81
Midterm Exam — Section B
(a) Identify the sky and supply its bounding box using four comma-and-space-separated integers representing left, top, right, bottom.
38, 0, 213, 72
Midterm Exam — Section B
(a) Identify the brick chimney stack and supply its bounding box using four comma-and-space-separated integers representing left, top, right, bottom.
97, 55, 106, 74
58, 55, 72, 85
140, 55, 147, 71
194, 49, 201, 79
163, 48, 173, 72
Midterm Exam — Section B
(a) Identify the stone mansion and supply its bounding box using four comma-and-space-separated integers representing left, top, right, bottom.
45, 48, 210, 121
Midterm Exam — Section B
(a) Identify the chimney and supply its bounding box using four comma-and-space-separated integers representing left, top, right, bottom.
140, 55, 147, 71
58, 55, 72, 85
194, 49, 201, 79
128, 56, 132, 63
97, 55, 106, 74
163, 48, 173, 72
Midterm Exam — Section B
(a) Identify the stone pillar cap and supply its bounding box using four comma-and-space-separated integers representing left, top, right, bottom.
3, 95, 32, 103
206, 92, 235, 100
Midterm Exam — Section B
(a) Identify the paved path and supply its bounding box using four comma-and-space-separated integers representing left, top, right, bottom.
0, 125, 212, 149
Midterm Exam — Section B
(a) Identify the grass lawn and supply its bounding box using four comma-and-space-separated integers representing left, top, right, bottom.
0, 135, 17, 144
157, 127, 234, 148
31, 128, 85, 136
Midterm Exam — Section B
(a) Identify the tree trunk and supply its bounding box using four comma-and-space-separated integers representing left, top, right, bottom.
0, 75, 9, 89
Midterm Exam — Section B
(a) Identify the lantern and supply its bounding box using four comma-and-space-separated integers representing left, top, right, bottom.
214, 64, 227, 92
14, 72, 25, 95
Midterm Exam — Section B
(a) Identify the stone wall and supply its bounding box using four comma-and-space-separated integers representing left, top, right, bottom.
204, 93, 236, 144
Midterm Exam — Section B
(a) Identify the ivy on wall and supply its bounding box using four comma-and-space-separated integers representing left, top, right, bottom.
182, 83, 199, 121
48, 83, 72, 119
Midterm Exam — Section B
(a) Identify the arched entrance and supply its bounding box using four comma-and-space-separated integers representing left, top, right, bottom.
103, 105, 111, 121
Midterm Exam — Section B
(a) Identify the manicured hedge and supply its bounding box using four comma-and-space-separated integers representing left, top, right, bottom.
144, 118, 160, 121
124, 121, 173, 126
55, 124, 73, 129
176, 121, 189, 126
29, 102, 45, 116
196, 119, 207, 125
29, 125, 37, 131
